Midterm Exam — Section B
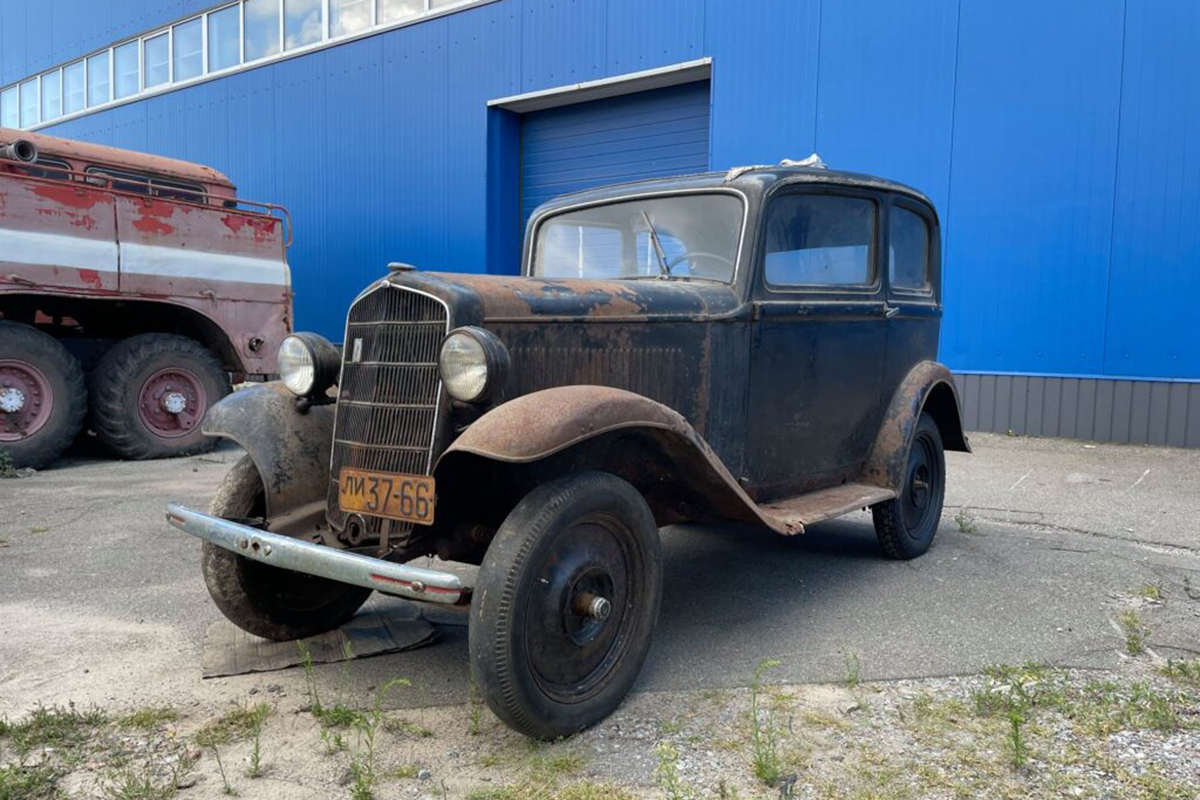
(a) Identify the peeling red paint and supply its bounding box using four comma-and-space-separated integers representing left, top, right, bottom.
32, 182, 101, 210
222, 214, 246, 234
132, 215, 175, 235
71, 215, 97, 231
138, 199, 177, 218
78, 268, 104, 289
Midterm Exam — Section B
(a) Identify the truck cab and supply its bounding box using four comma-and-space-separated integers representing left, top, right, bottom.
0, 128, 291, 468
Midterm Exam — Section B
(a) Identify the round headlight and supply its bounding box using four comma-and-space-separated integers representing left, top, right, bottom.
278, 333, 340, 398
439, 327, 508, 403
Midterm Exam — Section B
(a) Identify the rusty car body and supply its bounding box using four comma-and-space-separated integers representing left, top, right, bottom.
0, 128, 291, 468
167, 160, 969, 739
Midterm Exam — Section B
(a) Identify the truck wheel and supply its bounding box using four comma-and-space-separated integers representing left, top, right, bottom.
201, 455, 372, 641
90, 333, 230, 460
872, 412, 945, 559
0, 321, 87, 470
469, 471, 662, 739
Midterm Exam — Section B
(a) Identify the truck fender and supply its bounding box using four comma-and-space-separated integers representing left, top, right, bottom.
201, 382, 333, 519
436, 385, 802, 534
862, 361, 971, 493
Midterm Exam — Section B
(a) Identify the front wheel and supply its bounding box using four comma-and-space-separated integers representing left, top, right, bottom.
201, 455, 372, 641
871, 412, 946, 559
469, 472, 663, 740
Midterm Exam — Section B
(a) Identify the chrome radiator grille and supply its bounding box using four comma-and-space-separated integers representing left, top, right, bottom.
327, 285, 449, 534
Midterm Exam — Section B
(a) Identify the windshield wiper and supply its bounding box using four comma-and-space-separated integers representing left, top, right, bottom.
640, 210, 671, 279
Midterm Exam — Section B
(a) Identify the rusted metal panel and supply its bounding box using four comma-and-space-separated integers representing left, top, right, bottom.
862, 360, 970, 494
0, 171, 118, 292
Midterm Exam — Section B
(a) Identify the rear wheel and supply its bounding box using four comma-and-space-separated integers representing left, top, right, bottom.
201, 455, 372, 641
871, 412, 946, 559
469, 471, 662, 739
90, 333, 230, 460
0, 321, 86, 470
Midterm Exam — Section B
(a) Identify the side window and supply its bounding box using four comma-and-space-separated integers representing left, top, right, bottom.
889, 206, 930, 292
85, 167, 206, 202
763, 194, 874, 287
23, 157, 72, 181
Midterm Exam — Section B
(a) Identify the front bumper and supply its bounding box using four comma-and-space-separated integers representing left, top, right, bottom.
166, 504, 471, 605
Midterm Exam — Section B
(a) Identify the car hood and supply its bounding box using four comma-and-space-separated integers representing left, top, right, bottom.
383, 271, 743, 322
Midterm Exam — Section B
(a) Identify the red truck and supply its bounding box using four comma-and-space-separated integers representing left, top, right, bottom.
0, 128, 292, 469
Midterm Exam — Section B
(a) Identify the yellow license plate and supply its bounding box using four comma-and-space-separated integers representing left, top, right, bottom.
338, 468, 436, 526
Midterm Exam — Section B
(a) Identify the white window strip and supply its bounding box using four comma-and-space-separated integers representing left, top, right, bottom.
9, 0, 504, 130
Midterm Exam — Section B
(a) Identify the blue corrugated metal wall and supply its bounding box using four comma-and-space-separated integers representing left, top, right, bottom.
3, 0, 1197, 385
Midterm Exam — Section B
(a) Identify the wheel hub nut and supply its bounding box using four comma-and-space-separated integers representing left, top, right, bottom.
574, 593, 611, 621
162, 391, 187, 414
0, 387, 25, 413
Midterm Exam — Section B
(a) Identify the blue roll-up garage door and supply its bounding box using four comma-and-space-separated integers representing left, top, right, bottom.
520, 81, 712, 225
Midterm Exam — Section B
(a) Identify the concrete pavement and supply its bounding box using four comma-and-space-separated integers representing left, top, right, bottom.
1, 432, 1197, 714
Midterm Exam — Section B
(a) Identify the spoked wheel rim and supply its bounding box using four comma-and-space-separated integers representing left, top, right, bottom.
0, 359, 54, 442
523, 512, 641, 704
902, 430, 941, 536
136, 367, 207, 439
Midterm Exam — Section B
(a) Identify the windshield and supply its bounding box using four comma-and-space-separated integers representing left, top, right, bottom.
532, 193, 743, 282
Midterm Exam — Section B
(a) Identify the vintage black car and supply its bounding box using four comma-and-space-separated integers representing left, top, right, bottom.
167, 159, 970, 739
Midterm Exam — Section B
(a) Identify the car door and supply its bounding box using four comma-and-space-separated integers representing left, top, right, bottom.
744, 187, 888, 498
881, 196, 942, 398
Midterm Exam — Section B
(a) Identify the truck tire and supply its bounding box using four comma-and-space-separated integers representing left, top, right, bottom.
201, 455, 373, 641
90, 333, 230, 460
469, 471, 663, 739
0, 321, 87, 470
871, 412, 946, 559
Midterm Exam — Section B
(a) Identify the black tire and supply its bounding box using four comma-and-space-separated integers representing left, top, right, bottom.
90, 333, 230, 460
469, 471, 663, 740
0, 321, 86, 470
201, 455, 372, 641
871, 412, 946, 559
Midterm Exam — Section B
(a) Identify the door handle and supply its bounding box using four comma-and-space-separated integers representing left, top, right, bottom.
884, 304, 901, 318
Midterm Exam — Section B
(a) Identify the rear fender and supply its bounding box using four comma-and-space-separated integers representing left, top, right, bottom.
436, 386, 800, 534
863, 361, 971, 493
201, 382, 332, 519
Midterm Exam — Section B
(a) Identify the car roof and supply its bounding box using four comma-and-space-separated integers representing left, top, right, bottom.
0, 126, 235, 189
534, 161, 935, 216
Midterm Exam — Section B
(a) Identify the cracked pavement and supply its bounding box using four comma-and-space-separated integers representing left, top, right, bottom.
0, 432, 1197, 715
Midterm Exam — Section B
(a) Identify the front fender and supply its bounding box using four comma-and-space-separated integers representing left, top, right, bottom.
862, 361, 971, 493
202, 382, 333, 518
437, 386, 802, 534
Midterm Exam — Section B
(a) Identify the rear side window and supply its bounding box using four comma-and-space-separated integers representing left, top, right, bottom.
85, 167, 206, 202
763, 194, 874, 287
889, 206, 931, 291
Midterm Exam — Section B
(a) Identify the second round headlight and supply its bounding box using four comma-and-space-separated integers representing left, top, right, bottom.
439, 328, 508, 403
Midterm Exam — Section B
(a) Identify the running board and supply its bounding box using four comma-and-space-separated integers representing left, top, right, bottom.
165, 504, 471, 605
758, 483, 896, 530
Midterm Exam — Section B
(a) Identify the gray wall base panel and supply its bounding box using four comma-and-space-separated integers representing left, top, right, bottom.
954, 374, 1200, 448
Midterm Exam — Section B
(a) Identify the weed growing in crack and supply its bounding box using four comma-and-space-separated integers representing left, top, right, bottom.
749, 658, 783, 786
1159, 658, 1200, 688
348, 677, 412, 800
652, 740, 696, 800
954, 509, 976, 534
1118, 610, 1147, 656
843, 652, 862, 688
467, 670, 484, 737
1006, 709, 1027, 769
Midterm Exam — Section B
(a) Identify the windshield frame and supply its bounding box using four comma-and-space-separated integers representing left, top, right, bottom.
525, 187, 750, 285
